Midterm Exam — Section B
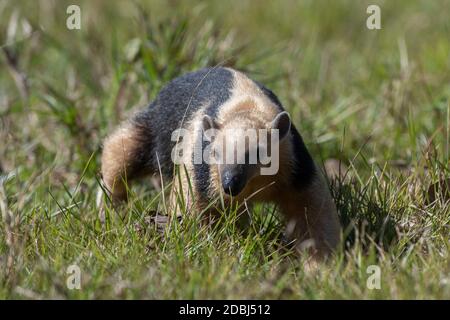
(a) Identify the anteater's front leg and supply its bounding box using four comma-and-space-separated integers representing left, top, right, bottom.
278, 174, 340, 260
168, 165, 196, 218
168, 165, 221, 224
101, 116, 153, 202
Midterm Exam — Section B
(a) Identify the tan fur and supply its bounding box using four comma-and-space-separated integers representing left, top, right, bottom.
219, 68, 279, 124
278, 172, 340, 258
101, 122, 142, 201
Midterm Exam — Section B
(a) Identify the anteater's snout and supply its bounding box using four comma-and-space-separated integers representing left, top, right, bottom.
221, 167, 247, 196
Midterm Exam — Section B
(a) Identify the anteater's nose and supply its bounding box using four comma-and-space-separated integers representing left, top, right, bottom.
222, 170, 246, 196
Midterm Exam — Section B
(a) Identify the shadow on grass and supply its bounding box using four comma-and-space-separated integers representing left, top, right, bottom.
330, 178, 400, 252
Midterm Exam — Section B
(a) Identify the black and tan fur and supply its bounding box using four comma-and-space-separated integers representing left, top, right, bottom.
101, 67, 340, 260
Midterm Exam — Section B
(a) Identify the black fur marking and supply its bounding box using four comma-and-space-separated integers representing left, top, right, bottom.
127, 113, 155, 179
289, 126, 316, 190
193, 136, 212, 201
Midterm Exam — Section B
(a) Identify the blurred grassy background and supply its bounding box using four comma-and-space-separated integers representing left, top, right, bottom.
0, 0, 449, 299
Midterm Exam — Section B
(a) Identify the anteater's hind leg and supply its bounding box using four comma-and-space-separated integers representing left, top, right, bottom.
101, 116, 153, 202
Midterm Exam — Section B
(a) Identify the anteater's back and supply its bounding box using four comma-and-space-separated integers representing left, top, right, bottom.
134, 67, 235, 176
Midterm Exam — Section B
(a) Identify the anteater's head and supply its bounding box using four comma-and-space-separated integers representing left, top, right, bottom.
202, 109, 291, 198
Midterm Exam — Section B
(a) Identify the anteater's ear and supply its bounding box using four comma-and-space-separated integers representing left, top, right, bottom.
270, 111, 291, 140
202, 115, 219, 132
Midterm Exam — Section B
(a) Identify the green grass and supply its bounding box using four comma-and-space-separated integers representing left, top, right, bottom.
0, 0, 449, 299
